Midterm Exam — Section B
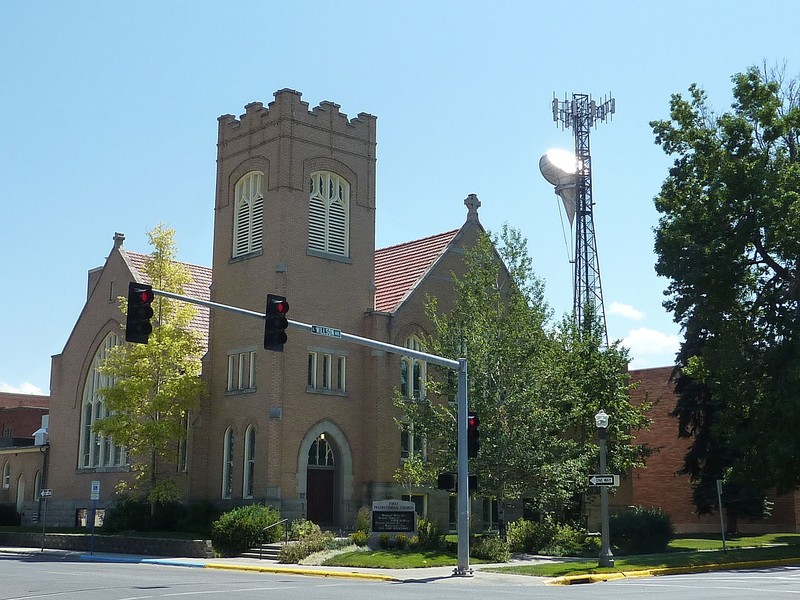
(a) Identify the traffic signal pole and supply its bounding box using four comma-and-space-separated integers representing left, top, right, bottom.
150, 288, 474, 576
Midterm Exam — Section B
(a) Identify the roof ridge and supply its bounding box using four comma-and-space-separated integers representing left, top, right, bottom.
125, 250, 211, 272
375, 228, 460, 254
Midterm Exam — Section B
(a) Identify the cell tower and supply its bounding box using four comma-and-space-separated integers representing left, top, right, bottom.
541, 93, 615, 343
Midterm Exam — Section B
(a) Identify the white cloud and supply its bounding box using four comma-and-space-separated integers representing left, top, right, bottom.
0, 381, 44, 395
623, 327, 681, 361
609, 301, 645, 321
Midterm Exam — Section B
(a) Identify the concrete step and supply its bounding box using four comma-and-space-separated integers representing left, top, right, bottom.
239, 541, 284, 561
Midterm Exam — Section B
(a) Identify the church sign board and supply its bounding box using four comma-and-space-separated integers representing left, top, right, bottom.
371, 500, 416, 534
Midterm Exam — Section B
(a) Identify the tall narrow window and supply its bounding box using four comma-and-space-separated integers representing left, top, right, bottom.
307, 352, 318, 388
307, 350, 347, 393
322, 354, 332, 390
222, 427, 234, 499
233, 171, 264, 258
400, 423, 426, 461
33, 470, 41, 500
243, 425, 255, 499
78, 332, 126, 468
226, 350, 256, 392
308, 171, 350, 256
401, 335, 426, 401
336, 356, 346, 392
1, 462, 9, 489
177, 412, 189, 473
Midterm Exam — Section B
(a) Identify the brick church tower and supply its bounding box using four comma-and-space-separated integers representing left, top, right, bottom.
189, 90, 377, 526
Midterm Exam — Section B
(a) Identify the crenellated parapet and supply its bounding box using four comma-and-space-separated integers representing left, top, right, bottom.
218, 88, 376, 144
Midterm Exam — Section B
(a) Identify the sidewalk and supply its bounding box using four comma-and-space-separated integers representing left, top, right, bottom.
0, 546, 555, 584
5, 546, 795, 585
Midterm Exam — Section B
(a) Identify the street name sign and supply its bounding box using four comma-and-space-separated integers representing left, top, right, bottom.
311, 325, 342, 338
588, 474, 620, 487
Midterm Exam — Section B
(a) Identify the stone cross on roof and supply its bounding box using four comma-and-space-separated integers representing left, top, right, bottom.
464, 193, 481, 222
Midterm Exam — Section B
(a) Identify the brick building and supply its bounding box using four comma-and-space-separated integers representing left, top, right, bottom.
629, 366, 800, 533
38, 90, 485, 529
11, 89, 798, 534
0, 392, 49, 515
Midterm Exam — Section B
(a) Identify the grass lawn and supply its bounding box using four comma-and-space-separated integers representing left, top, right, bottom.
322, 533, 800, 574
485, 533, 800, 578
323, 549, 464, 569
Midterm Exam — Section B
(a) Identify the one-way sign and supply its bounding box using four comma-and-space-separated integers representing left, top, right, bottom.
588, 474, 620, 487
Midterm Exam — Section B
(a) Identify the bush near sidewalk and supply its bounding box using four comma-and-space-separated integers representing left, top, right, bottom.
210, 504, 283, 557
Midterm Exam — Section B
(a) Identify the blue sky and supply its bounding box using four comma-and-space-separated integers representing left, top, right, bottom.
2, 1, 798, 395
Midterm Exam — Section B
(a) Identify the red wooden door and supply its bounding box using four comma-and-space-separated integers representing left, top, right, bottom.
306, 468, 335, 525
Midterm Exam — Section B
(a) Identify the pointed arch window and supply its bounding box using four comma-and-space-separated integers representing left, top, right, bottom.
233, 171, 264, 258
222, 427, 234, 499
308, 435, 335, 467
78, 332, 126, 468
308, 171, 350, 256
400, 335, 426, 401
243, 425, 256, 499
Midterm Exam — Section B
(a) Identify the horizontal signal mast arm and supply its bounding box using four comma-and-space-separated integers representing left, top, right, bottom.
152, 288, 460, 370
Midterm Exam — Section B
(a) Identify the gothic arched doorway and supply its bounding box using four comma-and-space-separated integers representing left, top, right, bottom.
306, 435, 336, 525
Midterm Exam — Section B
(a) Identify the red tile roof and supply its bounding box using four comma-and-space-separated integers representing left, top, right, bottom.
374, 229, 460, 313
125, 251, 212, 345
119, 227, 458, 334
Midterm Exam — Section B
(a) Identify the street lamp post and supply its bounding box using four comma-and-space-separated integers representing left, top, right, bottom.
595, 409, 614, 568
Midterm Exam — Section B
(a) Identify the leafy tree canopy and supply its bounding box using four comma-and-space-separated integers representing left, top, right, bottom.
395, 225, 649, 521
652, 64, 800, 514
97, 224, 207, 506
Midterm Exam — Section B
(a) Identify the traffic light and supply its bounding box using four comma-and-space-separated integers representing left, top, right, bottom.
125, 282, 154, 344
436, 472, 478, 494
467, 411, 480, 458
437, 472, 456, 492
264, 294, 289, 351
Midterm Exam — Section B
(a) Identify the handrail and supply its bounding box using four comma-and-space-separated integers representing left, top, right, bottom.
260, 519, 289, 560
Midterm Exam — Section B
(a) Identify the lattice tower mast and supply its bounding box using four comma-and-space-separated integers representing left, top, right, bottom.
552, 93, 615, 344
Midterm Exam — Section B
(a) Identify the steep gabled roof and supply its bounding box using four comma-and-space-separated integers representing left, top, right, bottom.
374, 229, 460, 313
125, 251, 212, 344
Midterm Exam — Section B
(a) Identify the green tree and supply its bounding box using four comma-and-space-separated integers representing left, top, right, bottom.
396, 226, 649, 522
652, 64, 800, 518
96, 224, 207, 509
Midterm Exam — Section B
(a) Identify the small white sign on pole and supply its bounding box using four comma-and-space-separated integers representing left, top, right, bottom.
90, 480, 100, 501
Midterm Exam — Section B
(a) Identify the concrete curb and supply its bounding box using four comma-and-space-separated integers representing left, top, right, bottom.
71, 552, 398, 581
547, 557, 800, 585
203, 562, 399, 581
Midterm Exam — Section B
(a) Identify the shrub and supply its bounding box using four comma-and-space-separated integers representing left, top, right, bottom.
354, 506, 371, 533
543, 524, 595, 557
101, 497, 219, 534
470, 534, 510, 562
279, 530, 336, 563
408, 534, 420, 550
210, 504, 283, 557
0, 503, 20, 526
506, 517, 557, 554
416, 518, 442, 550
289, 518, 321, 540
395, 533, 409, 550
610, 507, 674, 555
378, 533, 391, 549
176, 501, 222, 536
102, 496, 151, 532
349, 530, 368, 547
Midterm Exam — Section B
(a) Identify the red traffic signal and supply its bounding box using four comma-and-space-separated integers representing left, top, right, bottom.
467, 411, 480, 458
264, 294, 289, 352
125, 282, 154, 344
